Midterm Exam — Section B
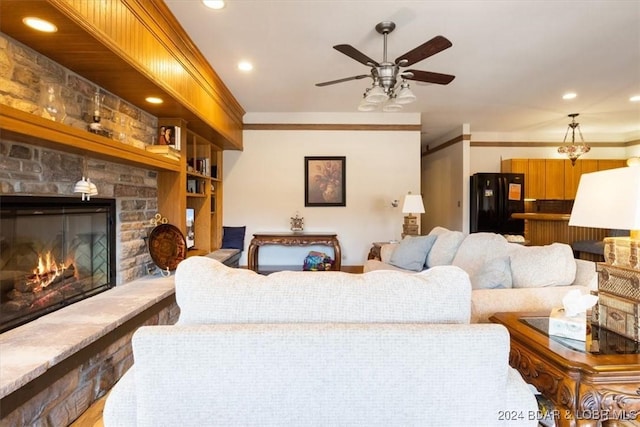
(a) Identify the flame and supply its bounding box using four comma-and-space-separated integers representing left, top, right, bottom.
32, 251, 67, 290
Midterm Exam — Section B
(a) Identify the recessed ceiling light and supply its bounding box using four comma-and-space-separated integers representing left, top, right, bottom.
203, 0, 225, 9
238, 61, 253, 72
562, 92, 577, 100
23, 17, 57, 33
630, 95, 640, 102
145, 97, 163, 104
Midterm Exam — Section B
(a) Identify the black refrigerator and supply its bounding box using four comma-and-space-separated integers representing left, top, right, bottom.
470, 173, 525, 235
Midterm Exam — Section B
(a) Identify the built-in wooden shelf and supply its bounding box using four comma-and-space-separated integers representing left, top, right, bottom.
0, 106, 180, 172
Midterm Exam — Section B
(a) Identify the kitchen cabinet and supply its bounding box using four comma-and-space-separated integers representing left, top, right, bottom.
544, 159, 565, 199
501, 159, 564, 199
502, 158, 626, 200
564, 159, 598, 199
597, 159, 627, 170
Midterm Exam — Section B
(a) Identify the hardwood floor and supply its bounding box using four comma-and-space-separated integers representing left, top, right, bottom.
70, 393, 106, 427
71, 391, 640, 427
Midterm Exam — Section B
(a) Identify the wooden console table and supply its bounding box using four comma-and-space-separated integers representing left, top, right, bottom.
247, 232, 341, 272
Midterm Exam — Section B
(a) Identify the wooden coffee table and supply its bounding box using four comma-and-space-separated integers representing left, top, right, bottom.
490, 312, 640, 427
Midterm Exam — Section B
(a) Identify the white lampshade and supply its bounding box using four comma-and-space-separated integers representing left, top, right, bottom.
382, 101, 403, 112
569, 167, 640, 231
402, 194, 425, 214
395, 82, 416, 105
357, 98, 378, 111
365, 85, 388, 104
88, 179, 98, 196
73, 177, 90, 194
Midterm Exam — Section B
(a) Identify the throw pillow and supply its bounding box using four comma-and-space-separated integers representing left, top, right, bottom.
388, 235, 437, 272
426, 227, 466, 268
470, 256, 513, 290
510, 243, 576, 288
221, 226, 246, 250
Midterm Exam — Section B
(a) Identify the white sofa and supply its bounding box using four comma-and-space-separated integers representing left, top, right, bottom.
104, 256, 538, 427
364, 227, 598, 323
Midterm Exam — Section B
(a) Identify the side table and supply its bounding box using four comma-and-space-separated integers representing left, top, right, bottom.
490, 311, 640, 427
247, 232, 341, 272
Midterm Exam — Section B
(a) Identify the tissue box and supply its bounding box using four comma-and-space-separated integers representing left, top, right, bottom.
549, 308, 588, 341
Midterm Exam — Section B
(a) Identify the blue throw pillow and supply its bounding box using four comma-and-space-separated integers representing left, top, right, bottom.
389, 235, 437, 272
221, 226, 246, 250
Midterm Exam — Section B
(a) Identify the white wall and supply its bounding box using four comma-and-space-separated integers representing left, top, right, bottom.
421, 141, 467, 233
223, 121, 421, 268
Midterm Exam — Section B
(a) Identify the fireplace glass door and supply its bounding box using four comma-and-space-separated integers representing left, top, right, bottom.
0, 196, 116, 333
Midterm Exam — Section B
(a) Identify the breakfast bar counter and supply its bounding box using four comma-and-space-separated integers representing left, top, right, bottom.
511, 213, 608, 247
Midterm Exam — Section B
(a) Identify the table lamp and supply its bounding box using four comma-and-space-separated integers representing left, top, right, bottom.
401, 193, 425, 237
569, 166, 640, 267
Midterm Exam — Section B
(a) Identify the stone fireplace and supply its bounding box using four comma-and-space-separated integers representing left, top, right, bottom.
0, 195, 117, 333
0, 31, 179, 426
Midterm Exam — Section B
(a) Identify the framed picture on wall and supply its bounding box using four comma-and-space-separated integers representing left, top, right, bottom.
304, 156, 346, 207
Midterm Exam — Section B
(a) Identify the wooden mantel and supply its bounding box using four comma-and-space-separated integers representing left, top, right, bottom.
0, 0, 244, 151
0, 107, 181, 172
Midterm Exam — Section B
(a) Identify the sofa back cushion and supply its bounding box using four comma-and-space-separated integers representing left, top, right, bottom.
132, 323, 510, 427
509, 243, 576, 287
426, 226, 466, 267
175, 256, 472, 324
452, 233, 514, 289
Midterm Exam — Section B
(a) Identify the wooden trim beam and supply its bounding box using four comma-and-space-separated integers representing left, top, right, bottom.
243, 123, 422, 131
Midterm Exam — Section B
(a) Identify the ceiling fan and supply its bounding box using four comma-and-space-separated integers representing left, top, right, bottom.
316, 21, 455, 110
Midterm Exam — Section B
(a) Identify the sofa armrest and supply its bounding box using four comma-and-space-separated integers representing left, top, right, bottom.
379, 242, 398, 263
471, 285, 592, 323
103, 367, 137, 427
502, 368, 539, 426
573, 259, 597, 290
362, 259, 411, 273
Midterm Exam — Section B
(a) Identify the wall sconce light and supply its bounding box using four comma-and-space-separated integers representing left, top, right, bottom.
74, 157, 98, 201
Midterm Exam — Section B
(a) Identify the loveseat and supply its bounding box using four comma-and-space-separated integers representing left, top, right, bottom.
364, 227, 598, 323
104, 256, 538, 426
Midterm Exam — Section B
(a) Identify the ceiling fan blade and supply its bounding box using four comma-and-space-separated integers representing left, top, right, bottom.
315, 75, 371, 87
333, 44, 379, 67
405, 70, 455, 85
395, 36, 452, 67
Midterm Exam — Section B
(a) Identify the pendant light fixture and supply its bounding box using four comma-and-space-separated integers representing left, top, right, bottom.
557, 113, 590, 166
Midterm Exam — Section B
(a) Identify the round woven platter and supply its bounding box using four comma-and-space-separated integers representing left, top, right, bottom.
148, 223, 187, 271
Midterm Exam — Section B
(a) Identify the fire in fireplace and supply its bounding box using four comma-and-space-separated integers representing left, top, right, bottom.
0, 196, 116, 333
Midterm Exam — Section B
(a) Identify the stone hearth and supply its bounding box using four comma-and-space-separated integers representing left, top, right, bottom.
0, 274, 179, 426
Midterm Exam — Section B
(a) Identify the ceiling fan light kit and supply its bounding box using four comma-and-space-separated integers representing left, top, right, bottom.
316, 21, 455, 112
364, 83, 389, 104
382, 102, 404, 112
357, 98, 378, 112
394, 81, 416, 104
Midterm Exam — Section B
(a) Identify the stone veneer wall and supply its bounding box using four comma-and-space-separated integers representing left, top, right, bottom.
0, 32, 162, 285
0, 31, 178, 425
0, 141, 159, 284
